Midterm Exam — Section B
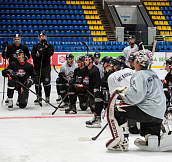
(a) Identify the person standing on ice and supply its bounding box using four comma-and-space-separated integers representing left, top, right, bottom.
106, 49, 171, 152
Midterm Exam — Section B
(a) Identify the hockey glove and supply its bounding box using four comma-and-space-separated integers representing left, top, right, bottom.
59, 72, 65, 79
7, 69, 17, 79
24, 78, 33, 88
38, 48, 45, 56
114, 87, 128, 100
69, 78, 75, 85
2, 41, 8, 51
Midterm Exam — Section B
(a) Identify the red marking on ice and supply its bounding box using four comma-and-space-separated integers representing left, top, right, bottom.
0, 115, 97, 120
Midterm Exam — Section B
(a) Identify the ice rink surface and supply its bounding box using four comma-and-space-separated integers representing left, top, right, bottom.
0, 69, 172, 162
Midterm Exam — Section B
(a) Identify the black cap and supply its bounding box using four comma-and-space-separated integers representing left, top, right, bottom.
129, 35, 136, 40
14, 34, 21, 38
94, 52, 101, 58
39, 31, 46, 37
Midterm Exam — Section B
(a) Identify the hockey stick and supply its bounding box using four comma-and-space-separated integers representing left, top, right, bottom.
53, 64, 58, 74
82, 41, 89, 54
79, 123, 108, 141
1, 45, 8, 105
16, 80, 62, 111
149, 39, 157, 69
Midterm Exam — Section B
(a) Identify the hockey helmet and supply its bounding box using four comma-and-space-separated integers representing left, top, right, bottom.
101, 56, 112, 65
39, 31, 46, 37
135, 49, 152, 68
166, 56, 172, 65
85, 54, 94, 62
13, 34, 21, 38
128, 52, 135, 62
117, 56, 126, 65
76, 55, 85, 63
94, 52, 101, 58
129, 35, 136, 40
15, 49, 24, 56
66, 53, 74, 60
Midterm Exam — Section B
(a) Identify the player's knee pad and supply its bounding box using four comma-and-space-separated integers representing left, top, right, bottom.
78, 95, 88, 111
8, 80, 15, 88
43, 77, 50, 86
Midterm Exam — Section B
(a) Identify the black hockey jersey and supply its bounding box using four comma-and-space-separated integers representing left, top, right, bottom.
2, 43, 30, 63
2, 60, 37, 84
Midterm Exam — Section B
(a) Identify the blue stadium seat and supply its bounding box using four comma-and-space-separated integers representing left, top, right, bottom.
64, 10, 69, 14
69, 26, 74, 30
64, 26, 68, 30
61, 31, 65, 35
71, 31, 75, 35
69, 10, 74, 14
59, 26, 63, 30
42, 20, 47, 24
61, 15, 66, 19
54, 25, 58, 30
43, 25, 48, 30
57, 20, 62, 24
62, 20, 67, 24
67, 20, 72, 24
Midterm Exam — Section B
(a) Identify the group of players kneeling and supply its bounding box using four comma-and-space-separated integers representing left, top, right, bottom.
2, 48, 172, 152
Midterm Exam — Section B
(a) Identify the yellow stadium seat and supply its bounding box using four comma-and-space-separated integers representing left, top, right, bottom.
85, 1, 90, 4
154, 7, 159, 10
101, 31, 106, 35
98, 37, 103, 41
154, 21, 159, 25
99, 26, 104, 30
167, 26, 171, 30
165, 31, 170, 35
144, 2, 148, 5
95, 15, 100, 19
96, 31, 101, 35
94, 25, 99, 30
157, 2, 161, 5
146, 6, 150, 10
84, 10, 88, 14
156, 16, 161, 19
82, 5, 86, 9
150, 6, 154, 10
66, 0, 70, 4
103, 37, 108, 41
89, 25, 94, 30
152, 2, 156, 5
170, 31, 172, 35
91, 6, 96, 9
152, 16, 156, 19
93, 10, 98, 14
161, 2, 165, 6
92, 20, 97, 24
164, 21, 169, 25
88, 10, 93, 14
147, 2, 153, 5
157, 26, 162, 30
80, 1, 85, 4
85, 15, 90, 19
162, 26, 167, 30
154, 11, 158, 15
93, 37, 97, 41
159, 21, 163, 25
149, 11, 154, 15
91, 31, 96, 35
157, 11, 163, 15
160, 31, 165, 35
166, 2, 170, 6
87, 5, 91, 9
90, 1, 94, 5
160, 16, 166, 20
90, 15, 95, 19
97, 20, 102, 24
87, 20, 92, 24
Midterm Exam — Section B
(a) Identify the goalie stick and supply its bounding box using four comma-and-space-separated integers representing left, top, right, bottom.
79, 123, 108, 141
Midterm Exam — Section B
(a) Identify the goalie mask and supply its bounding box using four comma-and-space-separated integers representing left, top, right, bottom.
135, 50, 153, 68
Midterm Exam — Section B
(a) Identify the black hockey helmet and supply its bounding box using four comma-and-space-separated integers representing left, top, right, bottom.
129, 35, 136, 40
13, 34, 21, 38
39, 31, 46, 37
15, 49, 24, 56
166, 56, 172, 65
76, 55, 85, 62
66, 53, 74, 60
128, 52, 135, 62
94, 52, 101, 58
85, 54, 94, 62
101, 56, 112, 65
117, 56, 126, 64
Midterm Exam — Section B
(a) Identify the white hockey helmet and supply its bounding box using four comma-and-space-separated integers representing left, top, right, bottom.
135, 49, 153, 68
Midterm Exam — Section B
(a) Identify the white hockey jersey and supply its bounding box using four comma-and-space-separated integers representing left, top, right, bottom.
124, 69, 166, 119
60, 61, 78, 81
123, 44, 138, 66
93, 62, 104, 79
108, 68, 134, 94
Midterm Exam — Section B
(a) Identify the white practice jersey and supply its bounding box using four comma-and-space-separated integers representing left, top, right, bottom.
124, 69, 166, 119
93, 62, 104, 79
108, 68, 134, 95
123, 44, 138, 66
60, 61, 78, 81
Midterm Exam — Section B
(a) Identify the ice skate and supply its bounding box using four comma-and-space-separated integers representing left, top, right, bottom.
58, 102, 69, 111
86, 114, 101, 128
65, 104, 77, 114
34, 98, 42, 105
8, 99, 13, 110
5, 98, 9, 105
56, 96, 61, 103
45, 97, 50, 104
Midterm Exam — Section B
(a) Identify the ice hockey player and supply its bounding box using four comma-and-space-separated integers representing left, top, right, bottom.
123, 35, 138, 66
1, 49, 37, 110
108, 56, 133, 95
31, 31, 54, 104
128, 52, 135, 70
93, 52, 104, 78
2, 34, 30, 104
2, 34, 30, 63
86, 56, 113, 127
106, 50, 172, 152
65, 54, 101, 114
56, 53, 77, 109
164, 56, 172, 116
65, 55, 86, 114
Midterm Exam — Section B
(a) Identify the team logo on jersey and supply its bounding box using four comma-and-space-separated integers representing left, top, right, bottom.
67, 71, 74, 80
16, 69, 26, 77
83, 76, 89, 85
